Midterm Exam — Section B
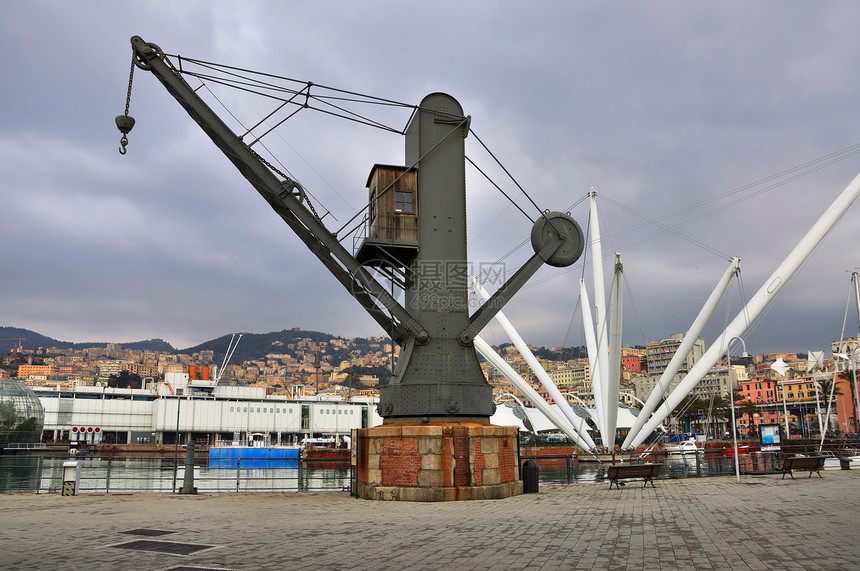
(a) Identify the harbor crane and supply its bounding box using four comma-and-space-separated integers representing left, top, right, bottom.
119, 36, 584, 423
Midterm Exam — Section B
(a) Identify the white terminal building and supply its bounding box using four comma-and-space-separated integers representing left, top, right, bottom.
33, 372, 382, 446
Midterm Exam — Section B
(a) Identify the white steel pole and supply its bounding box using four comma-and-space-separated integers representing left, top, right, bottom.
589, 189, 611, 445
813, 377, 825, 437
607, 253, 624, 447
728, 342, 743, 484
622, 257, 741, 449
472, 279, 596, 448
853, 350, 860, 437
853, 274, 860, 434
628, 171, 860, 450
474, 336, 593, 450
581, 279, 607, 446
781, 381, 790, 438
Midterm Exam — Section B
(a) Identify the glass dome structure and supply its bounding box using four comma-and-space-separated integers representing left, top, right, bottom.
0, 379, 45, 445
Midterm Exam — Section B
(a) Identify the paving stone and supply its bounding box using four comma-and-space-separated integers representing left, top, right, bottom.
1, 472, 860, 569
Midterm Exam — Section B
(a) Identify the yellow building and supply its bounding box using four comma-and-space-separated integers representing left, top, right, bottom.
17, 364, 59, 379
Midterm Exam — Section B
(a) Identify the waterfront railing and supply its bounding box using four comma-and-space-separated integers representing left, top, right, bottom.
522, 450, 788, 484
0, 455, 351, 494
1, 449, 836, 494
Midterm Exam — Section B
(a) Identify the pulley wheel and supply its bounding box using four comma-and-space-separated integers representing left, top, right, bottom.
530, 211, 584, 268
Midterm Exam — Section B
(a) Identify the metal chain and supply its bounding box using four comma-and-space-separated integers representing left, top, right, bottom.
251, 148, 322, 220
124, 57, 135, 116
117, 54, 136, 155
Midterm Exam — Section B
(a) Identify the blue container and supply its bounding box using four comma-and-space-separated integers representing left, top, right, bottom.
209, 446, 300, 469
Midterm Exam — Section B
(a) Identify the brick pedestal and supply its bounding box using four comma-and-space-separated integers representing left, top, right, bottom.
354, 423, 522, 501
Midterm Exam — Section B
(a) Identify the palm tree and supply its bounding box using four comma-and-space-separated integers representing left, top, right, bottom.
674, 395, 707, 434
708, 393, 733, 439
816, 378, 842, 403
739, 399, 759, 438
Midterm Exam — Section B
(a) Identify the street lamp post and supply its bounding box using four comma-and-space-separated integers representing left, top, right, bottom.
494, 392, 535, 434
848, 347, 860, 438
726, 336, 747, 483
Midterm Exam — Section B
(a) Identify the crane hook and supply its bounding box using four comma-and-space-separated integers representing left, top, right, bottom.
117, 53, 137, 156
115, 114, 135, 156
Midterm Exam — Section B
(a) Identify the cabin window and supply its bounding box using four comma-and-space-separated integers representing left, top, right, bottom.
369, 190, 377, 222
230, 406, 234, 412
395, 190, 414, 213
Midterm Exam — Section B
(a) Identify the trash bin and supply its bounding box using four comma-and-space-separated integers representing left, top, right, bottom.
522, 459, 539, 494
62, 461, 80, 496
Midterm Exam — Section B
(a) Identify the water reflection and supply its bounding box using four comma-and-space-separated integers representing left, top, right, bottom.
530, 452, 783, 485
0, 455, 351, 493
1, 452, 792, 493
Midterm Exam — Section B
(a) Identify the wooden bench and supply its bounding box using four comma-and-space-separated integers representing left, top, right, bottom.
607, 463, 662, 489
779, 455, 825, 479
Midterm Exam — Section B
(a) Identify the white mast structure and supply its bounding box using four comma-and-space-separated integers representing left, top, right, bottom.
473, 336, 593, 450
472, 279, 596, 449
627, 171, 860, 450
606, 252, 624, 447
851, 272, 860, 435
621, 257, 741, 449
587, 188, 613, 447
214, 333, 243, 385
580, 279, 607, 446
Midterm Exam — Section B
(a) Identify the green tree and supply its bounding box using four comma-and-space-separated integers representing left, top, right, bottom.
710, 392, 743, 438
706, 394, 730, 438
107, 370, 143, 389
816, 378, 842, 403
673, 395, 707, 433
0, 400, 18, 429
739, 399, 759, 437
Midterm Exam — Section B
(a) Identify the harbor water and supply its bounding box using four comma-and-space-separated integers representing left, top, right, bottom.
1, 450, 791, 494
0, 454, 351, 494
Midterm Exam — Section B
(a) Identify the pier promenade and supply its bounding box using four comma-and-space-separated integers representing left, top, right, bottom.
3, 470, 859, 570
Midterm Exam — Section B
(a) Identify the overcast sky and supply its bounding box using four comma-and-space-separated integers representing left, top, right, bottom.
2, 2, 860, 356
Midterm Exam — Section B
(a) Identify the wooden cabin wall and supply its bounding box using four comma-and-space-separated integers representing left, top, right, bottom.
368, 167, 418, 241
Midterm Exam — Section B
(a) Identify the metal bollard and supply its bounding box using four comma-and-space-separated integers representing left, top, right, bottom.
180, 441, 198, 494
522, 459, 539, 494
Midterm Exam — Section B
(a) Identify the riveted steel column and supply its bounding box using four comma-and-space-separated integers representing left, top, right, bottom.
379, 93, 493, 421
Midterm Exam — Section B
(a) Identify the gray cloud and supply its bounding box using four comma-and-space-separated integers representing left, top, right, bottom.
2, 1, 859, 354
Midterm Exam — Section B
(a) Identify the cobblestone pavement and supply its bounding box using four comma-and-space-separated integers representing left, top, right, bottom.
3, 471, 859, 570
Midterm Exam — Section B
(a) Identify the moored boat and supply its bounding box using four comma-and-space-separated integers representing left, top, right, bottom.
665, 438, 704, 455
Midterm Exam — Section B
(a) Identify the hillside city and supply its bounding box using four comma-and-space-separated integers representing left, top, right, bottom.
2, 328, 859, 438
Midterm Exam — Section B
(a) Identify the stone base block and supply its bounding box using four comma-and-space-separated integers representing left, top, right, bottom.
353, 423, 522, 502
